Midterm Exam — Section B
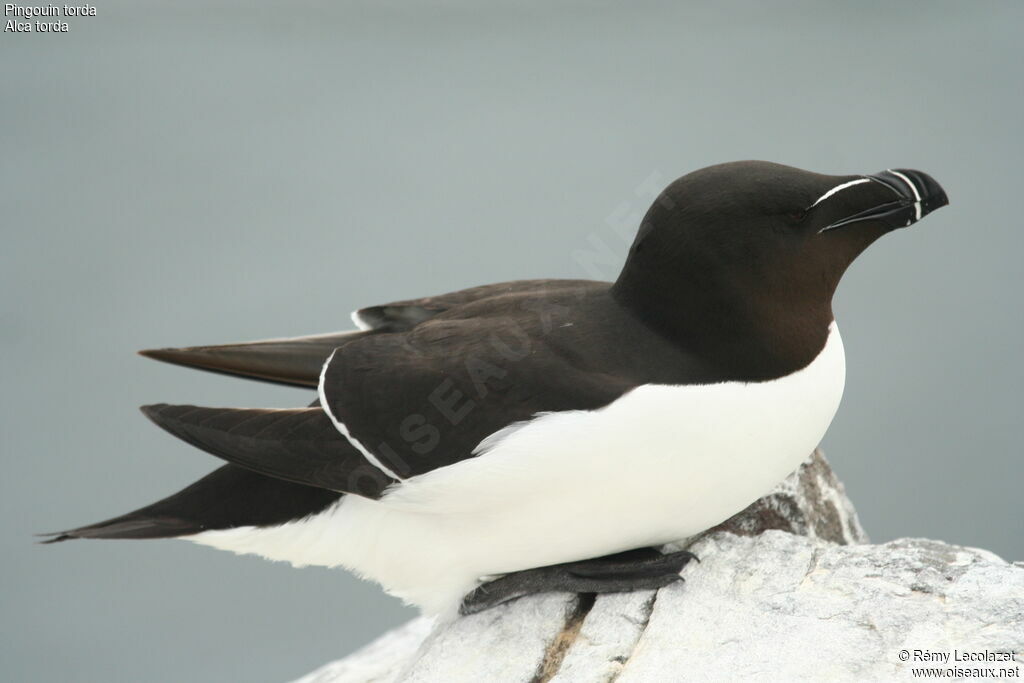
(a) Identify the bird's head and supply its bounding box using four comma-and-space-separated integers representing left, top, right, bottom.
613, 161, 948, 367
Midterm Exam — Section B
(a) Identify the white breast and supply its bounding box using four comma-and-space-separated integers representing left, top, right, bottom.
189, 324, 846, 614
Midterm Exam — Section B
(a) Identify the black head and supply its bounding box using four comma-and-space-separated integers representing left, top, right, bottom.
613, 161, 948, 376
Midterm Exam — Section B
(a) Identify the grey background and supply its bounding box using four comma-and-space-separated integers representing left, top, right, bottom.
2, 2, 1021, 681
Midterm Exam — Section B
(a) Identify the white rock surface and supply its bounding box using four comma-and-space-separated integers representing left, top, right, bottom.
615, 533, 1023, 682
294, 618, 434, 683
294, 452, 1024, 682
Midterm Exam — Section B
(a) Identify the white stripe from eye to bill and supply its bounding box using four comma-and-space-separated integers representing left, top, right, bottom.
810, 177, 872, 208
886, 169, 923, 221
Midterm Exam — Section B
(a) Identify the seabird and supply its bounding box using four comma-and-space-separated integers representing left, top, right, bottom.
43, 161, 948, 615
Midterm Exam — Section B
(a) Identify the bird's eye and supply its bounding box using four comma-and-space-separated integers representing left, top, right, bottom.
785, 208, 808, 222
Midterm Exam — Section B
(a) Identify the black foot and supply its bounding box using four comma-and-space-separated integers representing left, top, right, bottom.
459, 547, 698, 615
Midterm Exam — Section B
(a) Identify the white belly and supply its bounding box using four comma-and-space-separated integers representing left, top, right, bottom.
190, 324, 846, 614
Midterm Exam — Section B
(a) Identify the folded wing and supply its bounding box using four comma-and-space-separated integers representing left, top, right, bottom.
136, 279, 596, 387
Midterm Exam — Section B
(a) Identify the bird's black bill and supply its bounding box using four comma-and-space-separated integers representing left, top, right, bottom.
821, 168, 948, 233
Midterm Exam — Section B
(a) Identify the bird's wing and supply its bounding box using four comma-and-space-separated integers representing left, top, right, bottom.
132, 279, 641, 492
48, 281, 676, 538
352, 278, 595, 330
138, 279, 598, 387
319, 312, 635, 479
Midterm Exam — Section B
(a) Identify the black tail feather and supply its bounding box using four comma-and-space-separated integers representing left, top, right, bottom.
40, 465, 345, 543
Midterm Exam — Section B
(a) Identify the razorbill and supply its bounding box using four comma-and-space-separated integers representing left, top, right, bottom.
43, 161, 948, 615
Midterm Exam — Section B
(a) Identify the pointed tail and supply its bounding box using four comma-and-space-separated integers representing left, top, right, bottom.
39, 465, 344, 543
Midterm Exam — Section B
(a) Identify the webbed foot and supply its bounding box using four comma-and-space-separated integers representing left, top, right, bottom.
459, 547, 698, 615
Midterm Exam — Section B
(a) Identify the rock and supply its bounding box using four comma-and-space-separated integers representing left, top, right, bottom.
293, 451, 1024, 682
697, 448, 868, 545
294, 618, 434, 683
610, 534, 1023, 682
